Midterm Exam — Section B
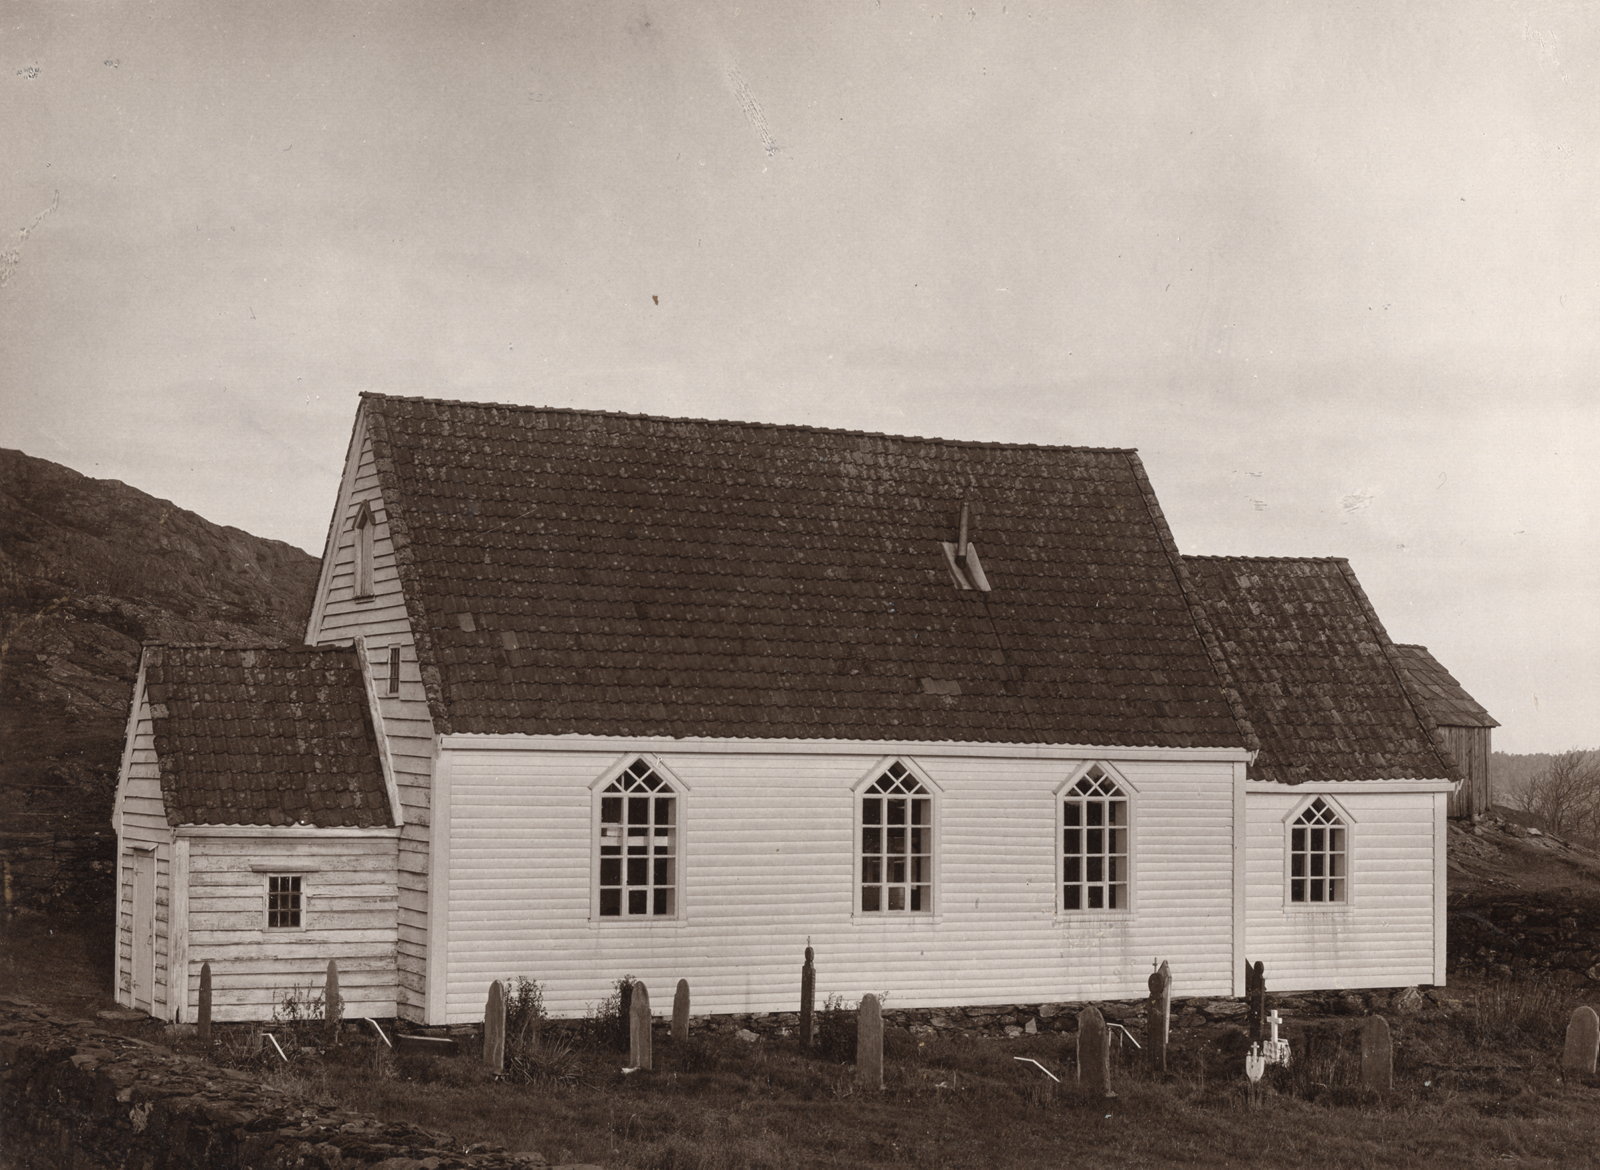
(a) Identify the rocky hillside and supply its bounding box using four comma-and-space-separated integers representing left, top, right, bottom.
1448, 810, 1600, 987
0, 449, 320, 912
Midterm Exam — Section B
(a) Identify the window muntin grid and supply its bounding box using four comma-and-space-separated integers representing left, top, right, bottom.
598, 759, 677, 917
1290, 798, 1347, 904
266, 875, 302, 928
860, 761, 932, 914
1062, 766, 1129, 911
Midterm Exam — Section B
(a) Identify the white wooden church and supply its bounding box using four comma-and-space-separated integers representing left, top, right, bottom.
114, 394, 1484, 1023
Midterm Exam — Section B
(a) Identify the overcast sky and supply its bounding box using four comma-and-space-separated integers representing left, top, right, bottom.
4, 1, 1595, 754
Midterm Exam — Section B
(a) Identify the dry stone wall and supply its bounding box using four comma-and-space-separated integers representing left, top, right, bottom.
0, 997, 548, 1170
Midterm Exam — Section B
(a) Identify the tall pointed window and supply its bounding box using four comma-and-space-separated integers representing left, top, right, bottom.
597, 758, 679, 918
859, 761, 933, 914
353, 501, 375, 600
1061, 765, 1130, 911
1290, 798, 1347, 904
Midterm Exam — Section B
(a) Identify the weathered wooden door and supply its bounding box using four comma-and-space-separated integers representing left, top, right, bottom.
131, 850, 156, 1011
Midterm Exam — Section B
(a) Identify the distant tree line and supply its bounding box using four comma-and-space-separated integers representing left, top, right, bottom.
1508, 750, 1600, 846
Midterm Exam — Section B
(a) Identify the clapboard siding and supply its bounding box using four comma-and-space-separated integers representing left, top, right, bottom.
307, 417, 435, 1021
182, 834, 400, 1022
1243, 790, 1439, 989
1443, 725, 1492, 818
114, 673, 175, 1017
441, 745, 1238, 1022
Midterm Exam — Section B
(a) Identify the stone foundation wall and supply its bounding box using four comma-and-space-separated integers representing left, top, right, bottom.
414, 986, 1442, 1049
0, 996, 548, 1169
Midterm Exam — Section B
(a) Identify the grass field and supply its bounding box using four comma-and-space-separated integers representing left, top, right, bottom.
4, 912, 1597, 1169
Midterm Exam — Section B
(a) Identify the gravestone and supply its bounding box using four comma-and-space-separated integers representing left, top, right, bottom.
1561, 1005, 1599, 1075
618, 978, 634, 1053
324, 959, 341, 1046
799, 946, 817, 1048
1147, 960, 1171, 1072
672, 979, 690, 1045
1076, 1006, 1113, 1098
857, 994, 884, 1090
1245, 960, 1266, 1044
629, 980, 653, 1071
483, 980, 506, 1074
197, 962, 212, 1046
1359, 1015, 1392, 1094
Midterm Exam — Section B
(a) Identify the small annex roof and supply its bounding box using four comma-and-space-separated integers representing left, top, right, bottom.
1391, 643, 1499, 729
1181, 556, 1459, 785
357, 392, 1254, 749
143, 644, 393, 828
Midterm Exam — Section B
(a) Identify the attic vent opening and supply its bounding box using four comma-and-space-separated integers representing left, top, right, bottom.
940, 500, 991, 592
353, 501, 376, 600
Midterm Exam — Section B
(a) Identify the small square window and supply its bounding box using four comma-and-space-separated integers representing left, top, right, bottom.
267, 875, 303, 928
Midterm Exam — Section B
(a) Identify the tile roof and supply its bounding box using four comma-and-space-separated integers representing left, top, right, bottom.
143, 644, 392, 827
1181, 556, 1459, 784
1392, 644, 1498, 729
361, 393, 1253, 748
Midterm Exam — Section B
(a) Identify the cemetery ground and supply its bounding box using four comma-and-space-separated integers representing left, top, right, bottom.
3, 815, 1599, 1169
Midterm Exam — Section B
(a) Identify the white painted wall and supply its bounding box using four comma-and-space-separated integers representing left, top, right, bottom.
114, 667, 175, 1017
438, 740, 1242, 1023
306, 411, 436, 1021
180, 832, 401, 1023
1243, 786, 1444, 990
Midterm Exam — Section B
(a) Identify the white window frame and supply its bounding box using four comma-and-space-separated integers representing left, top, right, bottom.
264, 873, 305, 931
1283, 794, 1355, 911
588, 754, 688, 923
1055, 761, 1138, 919
353, 500, 376, 601
851, 757, 941, 921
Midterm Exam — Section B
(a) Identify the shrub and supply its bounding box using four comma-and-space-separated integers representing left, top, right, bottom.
577, 975, 632, 1051
270, 982, 327, 1051
815, 994, 856, 1063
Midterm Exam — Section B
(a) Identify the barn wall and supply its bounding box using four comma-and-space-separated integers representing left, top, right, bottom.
1442, 726, 1491, 818
180, 833, 400, 1023
439, 743, 1241, 1022
1243, 788, 1440, 990
114, 672, 174, 1017
307, 413, 435, 1021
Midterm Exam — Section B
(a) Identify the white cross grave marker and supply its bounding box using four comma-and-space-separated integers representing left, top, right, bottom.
1263, 1009, 1290, 1066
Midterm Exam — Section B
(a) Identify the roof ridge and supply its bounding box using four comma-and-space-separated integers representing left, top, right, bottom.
359, 391, 1137, 456
140, 641, 350, 652
1183, 554, 1350, 565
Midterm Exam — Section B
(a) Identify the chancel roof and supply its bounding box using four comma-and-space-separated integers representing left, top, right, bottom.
1182, 556, 1460, 784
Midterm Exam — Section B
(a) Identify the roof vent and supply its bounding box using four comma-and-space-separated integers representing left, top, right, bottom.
941, 500, 991, 592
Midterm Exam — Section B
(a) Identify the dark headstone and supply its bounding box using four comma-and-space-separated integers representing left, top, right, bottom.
197, 962, 212, 1046
483, 980, 506, 1074
324, 959, 341, 1046
857, 994, 884, 1090
799, 946, 816, 1048
1359, 1015, 1392, 1094
1147, 960, 1171, 1073
1245, 960, 1266, 1044
1561, 1005, 1599, 1075
618, 978, 634, 1053
672, 979, 690, 1045
1076, 1006, 1113, 1098
629, 981, 653, 1071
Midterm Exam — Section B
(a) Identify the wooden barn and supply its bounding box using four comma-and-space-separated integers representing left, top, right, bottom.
115, 394, 1483, 1022
1391, 643, 1499, 818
